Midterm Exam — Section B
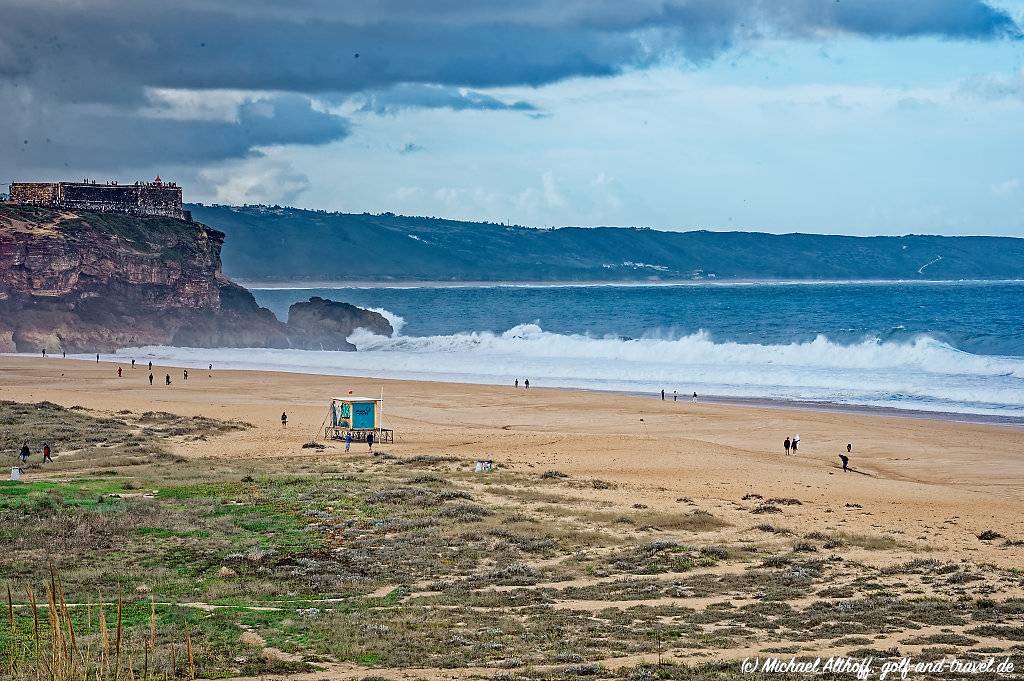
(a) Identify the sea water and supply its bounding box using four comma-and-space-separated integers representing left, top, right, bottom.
123, 281, 1024, 419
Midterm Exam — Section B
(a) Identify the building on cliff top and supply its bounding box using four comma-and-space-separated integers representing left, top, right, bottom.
8, 177, 189, 221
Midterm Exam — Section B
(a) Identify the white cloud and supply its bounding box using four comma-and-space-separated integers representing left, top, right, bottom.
992, 178, 1021, 196
393, 186, 423, 201
196, 159, 311, 205
141, 88, 269, 122
541, 171, 566, 208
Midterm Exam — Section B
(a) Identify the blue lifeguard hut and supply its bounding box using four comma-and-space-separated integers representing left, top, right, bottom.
325, 396, 393, 443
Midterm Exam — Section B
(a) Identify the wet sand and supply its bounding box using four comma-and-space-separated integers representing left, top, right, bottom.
3, 354, 1022, 568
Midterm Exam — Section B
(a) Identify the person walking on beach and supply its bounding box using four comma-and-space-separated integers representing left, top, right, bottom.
131, 359, 136, 368
661, 389, 665, 401
514, 379, 519, 388
149, 373, 154, 386
148, 361, 152, 371
691, 391, 698, 403
524, 379, 530, 389
792, 434, 800, 452
42, 443, 53, 463
281, 412, 288, 427
344, 431, 352, 452
42, 348, 46, 358
165, 373, 171, 385
117, 366, 122, 378
847, 443, 852, 453
839, 453, 850, 471
673, 391, 677, 402
366, 431, 374, 453
96, 353, 100, 363
784, 437, 791, 455
62, 350, 65, 358
19, 443, 30, 464
183, 369, 188, 381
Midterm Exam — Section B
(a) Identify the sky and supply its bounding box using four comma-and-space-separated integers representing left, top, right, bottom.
1, 1, 1022, 236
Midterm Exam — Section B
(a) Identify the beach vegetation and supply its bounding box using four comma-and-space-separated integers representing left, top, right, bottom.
3, 400, 1022, 677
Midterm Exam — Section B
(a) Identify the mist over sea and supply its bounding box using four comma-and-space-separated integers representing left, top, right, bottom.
130, 281, 1024, 419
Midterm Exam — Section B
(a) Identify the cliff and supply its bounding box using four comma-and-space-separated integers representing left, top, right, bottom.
0, 205, 387, 353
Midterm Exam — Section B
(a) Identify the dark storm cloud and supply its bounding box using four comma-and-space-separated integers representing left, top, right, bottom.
0, 0, 1020, 178
7, 1, 1018, 100
1, 94, 347, 172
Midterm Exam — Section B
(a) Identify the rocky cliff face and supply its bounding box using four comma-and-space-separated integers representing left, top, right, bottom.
0, 205, 386, 353
286, 297, 393, 351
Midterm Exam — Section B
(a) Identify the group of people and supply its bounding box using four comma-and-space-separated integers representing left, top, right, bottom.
513, 378, 530, 389
661, 389, 698, 402
110, 360, 213, 386
783, 434, 801, 454
784, 435, 854, 471
18, 442, 53, 464
344, 429, 374, 453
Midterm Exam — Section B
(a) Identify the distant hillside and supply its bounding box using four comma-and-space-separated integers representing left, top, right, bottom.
187, 204, 1024, 283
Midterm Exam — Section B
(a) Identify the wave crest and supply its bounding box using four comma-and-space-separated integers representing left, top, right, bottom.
349, 324, 1024, 379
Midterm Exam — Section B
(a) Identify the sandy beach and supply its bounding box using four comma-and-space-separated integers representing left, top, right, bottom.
4, 354, 1022, 569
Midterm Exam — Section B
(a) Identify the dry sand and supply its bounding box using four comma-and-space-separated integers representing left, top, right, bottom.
2, 354, 1022, 568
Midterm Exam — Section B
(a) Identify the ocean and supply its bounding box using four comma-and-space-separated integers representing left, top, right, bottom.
123, 281, 1024, 419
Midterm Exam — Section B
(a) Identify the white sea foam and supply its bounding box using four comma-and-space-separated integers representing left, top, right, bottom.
107, 321, 1024, 418
364, 308, 405, 336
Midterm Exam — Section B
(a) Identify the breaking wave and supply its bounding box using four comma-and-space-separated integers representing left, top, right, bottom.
348, 323, 1024, 378
121, 319, 1024, 418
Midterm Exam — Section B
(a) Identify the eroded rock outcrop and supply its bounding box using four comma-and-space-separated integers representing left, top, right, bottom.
0, 205, 379, 353
285, 296, 393, 351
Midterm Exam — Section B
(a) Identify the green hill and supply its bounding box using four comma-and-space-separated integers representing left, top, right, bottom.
187, 204, 1024, 283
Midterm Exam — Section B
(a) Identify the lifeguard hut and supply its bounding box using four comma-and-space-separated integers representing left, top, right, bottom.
325, 396, 394, 443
